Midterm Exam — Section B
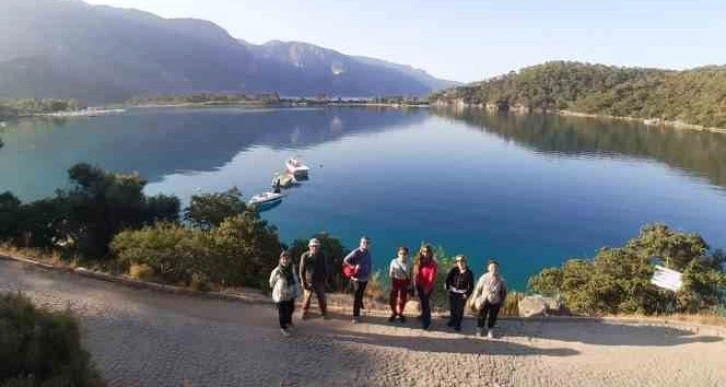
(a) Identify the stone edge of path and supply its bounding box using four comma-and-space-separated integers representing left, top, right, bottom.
2, 252, 725, 336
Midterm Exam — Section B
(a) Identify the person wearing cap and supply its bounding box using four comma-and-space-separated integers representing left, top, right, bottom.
444, 255, 475, 331
269, 251, 302, 337
299, 237, 330, 319
343, 236, 373, 323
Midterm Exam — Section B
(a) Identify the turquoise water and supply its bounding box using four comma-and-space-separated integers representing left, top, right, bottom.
2, 106, 726, 289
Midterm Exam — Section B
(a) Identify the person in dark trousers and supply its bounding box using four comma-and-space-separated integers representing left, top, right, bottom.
472, 260, 508, 339
343, 236, 372, 324
444, 255, 474, 331
414, 244, 438, 330
299, 238, 329, 320
269, 251, 301, 337
388, 246, 412, 323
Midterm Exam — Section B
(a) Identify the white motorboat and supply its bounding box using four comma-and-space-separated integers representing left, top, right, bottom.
272, 173, 298, 189
247, 191, 284, 207
285, 157, 310, 177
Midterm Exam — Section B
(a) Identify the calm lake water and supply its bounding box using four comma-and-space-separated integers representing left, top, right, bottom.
2, 106, 726, 289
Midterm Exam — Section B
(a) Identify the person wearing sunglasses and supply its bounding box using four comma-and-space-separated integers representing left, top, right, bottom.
445, 255, 474, 331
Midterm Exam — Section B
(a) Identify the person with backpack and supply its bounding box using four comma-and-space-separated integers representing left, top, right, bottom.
414, 244, 438, 330
269, 251, 302, 337
343, 236, 372, 324
388, 246, 413, 323
472, 260, 508, 339
444, 255, 474, 331
299, 238, 329, 320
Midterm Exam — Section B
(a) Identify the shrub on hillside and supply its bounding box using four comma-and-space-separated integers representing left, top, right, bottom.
528, 224, 726, 315
0, 292, 104, 387
128, 263, 155, 281
183, 188, 247, 229
111, 212, 282, 289
1, 164, 180, 260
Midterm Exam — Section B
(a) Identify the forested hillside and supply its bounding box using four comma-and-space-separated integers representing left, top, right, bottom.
431, 62, 726, 128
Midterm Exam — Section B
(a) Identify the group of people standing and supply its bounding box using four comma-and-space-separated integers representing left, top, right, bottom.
269, 236, 507, 338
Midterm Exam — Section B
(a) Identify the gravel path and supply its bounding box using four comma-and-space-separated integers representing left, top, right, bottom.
2, 259, 725, 387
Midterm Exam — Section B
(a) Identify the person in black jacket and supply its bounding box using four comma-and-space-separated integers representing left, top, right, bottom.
444, 255, 475, 331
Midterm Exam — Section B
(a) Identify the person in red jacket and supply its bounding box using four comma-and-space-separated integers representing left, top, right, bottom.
414, 244, 438, 330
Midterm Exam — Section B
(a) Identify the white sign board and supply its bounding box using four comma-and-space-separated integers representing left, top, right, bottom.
650, 265, 683, 292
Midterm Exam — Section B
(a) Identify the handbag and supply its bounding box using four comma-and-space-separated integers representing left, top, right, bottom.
343, 262, 358, 278
343, 251, 361, 279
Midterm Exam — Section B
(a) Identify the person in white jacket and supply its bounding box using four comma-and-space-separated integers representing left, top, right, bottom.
269, 251, 302, 336
472, 260, 508, 339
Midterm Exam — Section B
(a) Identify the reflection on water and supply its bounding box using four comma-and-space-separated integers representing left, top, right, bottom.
433, 108, 726, 188
2, 106, 726, 289
0, 107, 428, 200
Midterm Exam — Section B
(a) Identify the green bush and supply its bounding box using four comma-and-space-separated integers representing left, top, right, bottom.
528, 224, 726, 315
112, 212, 282, 289
0, 292, 104, 387
3, 164, 180, 260
183, 188, 247, 229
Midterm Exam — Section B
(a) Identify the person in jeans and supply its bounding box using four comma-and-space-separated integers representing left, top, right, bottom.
444, 255, 474, 331
472, 260, 508, 339
414, 244, 438, 330
343, 236, 372, 323
269, 251, 301, 337
299, 238, 329, 320
388, 246, 412, 323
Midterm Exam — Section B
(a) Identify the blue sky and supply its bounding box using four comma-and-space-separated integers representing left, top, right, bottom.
83, 0, 726, 82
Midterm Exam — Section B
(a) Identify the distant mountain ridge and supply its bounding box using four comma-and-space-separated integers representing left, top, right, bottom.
0, 0, 458, 103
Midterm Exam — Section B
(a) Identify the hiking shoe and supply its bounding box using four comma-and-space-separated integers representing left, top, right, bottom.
487, 329, 495, 339
280, 328, 291, 337
398, 315, 407, 323
388, 314, 397, 322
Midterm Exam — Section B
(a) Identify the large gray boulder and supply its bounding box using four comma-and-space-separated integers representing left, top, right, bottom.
518, 295, 571, 317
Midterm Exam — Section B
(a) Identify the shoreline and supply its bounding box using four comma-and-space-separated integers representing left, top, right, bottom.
558, 109, 726, 134
26, 108, 127, 118
432, 102, 726, 134
130, 101, 429, 109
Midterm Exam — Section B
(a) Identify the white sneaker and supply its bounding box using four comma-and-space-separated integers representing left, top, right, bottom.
487, 329, 494, 339
281, 328, 291, 337
476, 328, 484, 337
352, 317, 359, 324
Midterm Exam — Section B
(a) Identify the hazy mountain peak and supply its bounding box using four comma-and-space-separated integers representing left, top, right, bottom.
0, 0, 454, 102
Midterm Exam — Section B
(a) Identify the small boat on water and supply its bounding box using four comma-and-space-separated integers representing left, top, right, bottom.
272, 173, 298, 189
248, 191, 284, 209
285, 157, 310, 178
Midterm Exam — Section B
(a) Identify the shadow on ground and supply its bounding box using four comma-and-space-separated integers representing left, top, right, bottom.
318, 311, 722, 349
499, 319, 724, 347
